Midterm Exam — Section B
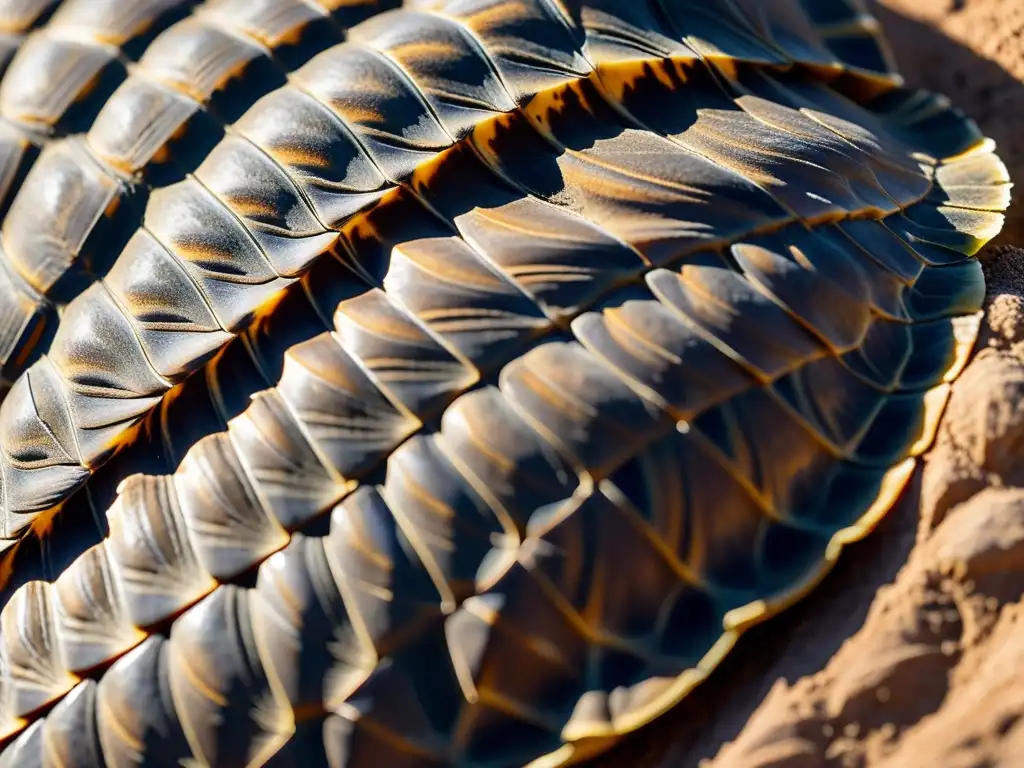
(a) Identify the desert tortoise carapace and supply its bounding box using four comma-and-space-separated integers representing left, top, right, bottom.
0, 0, 1010, 765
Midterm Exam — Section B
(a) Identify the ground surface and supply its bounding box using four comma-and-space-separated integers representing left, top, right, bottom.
592, 3, 1024, 765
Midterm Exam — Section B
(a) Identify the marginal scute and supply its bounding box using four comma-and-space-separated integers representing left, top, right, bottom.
906, 259, 986, 321
0, 0, 1011, 765
901, 313, 980, 390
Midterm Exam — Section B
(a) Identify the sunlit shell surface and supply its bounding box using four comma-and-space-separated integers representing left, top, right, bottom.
0, 0, 1010, 765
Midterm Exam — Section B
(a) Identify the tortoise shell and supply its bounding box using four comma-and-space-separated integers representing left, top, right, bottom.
0, 0, 1010, 765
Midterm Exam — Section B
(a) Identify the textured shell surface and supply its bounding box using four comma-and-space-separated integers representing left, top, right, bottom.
0, 0, 1010, 765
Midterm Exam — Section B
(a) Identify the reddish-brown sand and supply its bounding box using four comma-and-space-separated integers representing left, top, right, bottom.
592, 3, 1024, 765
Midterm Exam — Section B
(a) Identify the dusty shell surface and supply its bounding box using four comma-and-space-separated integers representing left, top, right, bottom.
599, 246, 1024, 768
0, 1, 1011, 765
595, 5, 1024, 764
4, 1, 1007, 765
712, 245, 1024, 768
594, 246, 1024, 767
